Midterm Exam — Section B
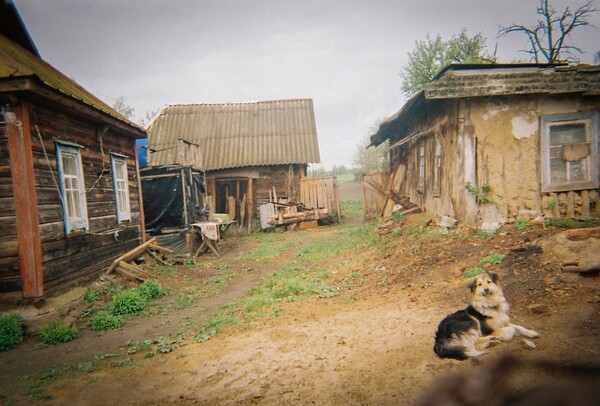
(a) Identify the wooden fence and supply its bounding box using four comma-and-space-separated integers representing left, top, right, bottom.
299, 176, 341, 220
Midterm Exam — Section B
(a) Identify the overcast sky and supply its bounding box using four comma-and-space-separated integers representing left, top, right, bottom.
14, 0, 600, 170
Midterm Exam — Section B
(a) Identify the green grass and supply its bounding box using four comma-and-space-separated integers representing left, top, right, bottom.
39, 320, 77, 345
336, 173, 357, 183
109, 289, 147, 315
463, 267, 486, 278
0, 313, 23, 351
480, 252, 505, 267
89, 310, 123, 331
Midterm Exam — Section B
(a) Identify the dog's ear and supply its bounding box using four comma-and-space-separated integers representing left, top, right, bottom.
488, 272, 499, 283
467, 279, 476, 292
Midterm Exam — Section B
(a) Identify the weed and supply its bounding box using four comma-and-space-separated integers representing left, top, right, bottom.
94, 353, 118, 361
544, 217, 597, 229
462, 267, 485, 278
109, 289, 147, 315
465, 182, 494, 205
25, 386, 52, 401
74, 361, 100, 373
0, 313, 23, 351
83, 288, 100, 304
138, 279, 167, 300
195, 328, 217, 343
156, 336, 176, 353
39, 320, 77, 345
89, 310, 123, 331
123, 340, 154, 355
111, 357, 134, 367
480, 252, 505, 267
514, 218, 532, 230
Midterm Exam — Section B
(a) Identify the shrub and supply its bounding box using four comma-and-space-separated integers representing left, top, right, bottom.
480, 252, 505, 267
514, 218, 532, 230
83, 288, 100, 304
138, 279, 167, 300
109, 289, 147, 315
463, 267, 485, 279
0, 313, 23, 351
39, 320, 77, 345
89, 310, 123, 331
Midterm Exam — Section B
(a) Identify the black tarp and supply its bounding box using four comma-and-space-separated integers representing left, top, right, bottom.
141, 165, 207, 235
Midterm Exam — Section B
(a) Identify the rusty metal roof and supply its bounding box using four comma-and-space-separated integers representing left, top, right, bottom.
0, 33, 145, 135
371, 63, 600, 146
147, 99, 321, 170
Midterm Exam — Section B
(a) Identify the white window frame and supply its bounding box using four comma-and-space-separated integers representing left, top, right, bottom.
432, 136, 442, 196
417, 139, 425, 193
541, 112, 598, 193
110, 153, 131, 223
55, 140, 88, 234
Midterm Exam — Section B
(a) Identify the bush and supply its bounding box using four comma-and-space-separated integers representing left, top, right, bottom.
89, 310, 123, 331
39, 320, 77, 345
138, 279, 167, 300
109, 289, 147, 315
0, 313, 23, 351
83, 288, 100, 303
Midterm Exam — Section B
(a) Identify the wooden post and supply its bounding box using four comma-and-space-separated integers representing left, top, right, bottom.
247, 177, 253, 234
134, 143, 146, 242
7, 103, 44, 299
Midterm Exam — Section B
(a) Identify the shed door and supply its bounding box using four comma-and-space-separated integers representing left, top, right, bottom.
215, 178, 248, 227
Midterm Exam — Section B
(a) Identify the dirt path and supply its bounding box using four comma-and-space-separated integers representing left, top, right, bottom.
1, 181, 599, 405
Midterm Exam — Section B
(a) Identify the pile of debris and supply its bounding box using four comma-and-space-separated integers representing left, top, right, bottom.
261, 201, 333, 231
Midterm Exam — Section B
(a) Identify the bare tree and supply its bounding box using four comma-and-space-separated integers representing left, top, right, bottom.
499, 0, 598, 63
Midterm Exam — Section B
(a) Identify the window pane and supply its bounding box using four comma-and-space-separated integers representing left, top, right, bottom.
62, 155, 76, 175
550, 157, 567, 182
568, 159, 586, 181
549, 123, 585, 145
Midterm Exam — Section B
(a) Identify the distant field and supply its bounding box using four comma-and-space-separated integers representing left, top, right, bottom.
336, 173, 357, 183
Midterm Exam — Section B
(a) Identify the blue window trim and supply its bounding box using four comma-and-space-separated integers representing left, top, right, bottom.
55, 141, 88, 234
110, 153, 131, 223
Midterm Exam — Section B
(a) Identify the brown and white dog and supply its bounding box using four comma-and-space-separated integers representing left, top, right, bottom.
434, 272, 539, 360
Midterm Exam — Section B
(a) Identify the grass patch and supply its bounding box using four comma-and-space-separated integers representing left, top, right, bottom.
514, 218, 532, 230
480, 252, 505, 267
109, 289, 147, 315
89, 310, 123, 331
39, 320, 77, 345
0, 313, 23, 351
463, 267, 486, 278
83, 288, 100, 304
138, 279, 167, 300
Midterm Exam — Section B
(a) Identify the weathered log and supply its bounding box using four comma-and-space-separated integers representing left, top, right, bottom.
564, 227, 600, 241
107, 237, 156, 274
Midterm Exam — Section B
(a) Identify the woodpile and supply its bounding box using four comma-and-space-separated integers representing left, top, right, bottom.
266, 202, 332, 230
106, 237, 174, 281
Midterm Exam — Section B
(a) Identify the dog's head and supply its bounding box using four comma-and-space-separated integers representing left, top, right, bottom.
468, 272, 502, 301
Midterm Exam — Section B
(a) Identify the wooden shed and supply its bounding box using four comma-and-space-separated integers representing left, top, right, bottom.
370, 64, 600, 229
0, 5, 147, 302
146, 99, 321, 233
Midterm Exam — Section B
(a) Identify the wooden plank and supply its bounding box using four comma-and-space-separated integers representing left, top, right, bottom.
8, 103, 43, 298
581, 190, 590, 217
107, 237, 156, 273
118, 261, 152, 278
149, 243, 175, 255
116, 264, 146, 282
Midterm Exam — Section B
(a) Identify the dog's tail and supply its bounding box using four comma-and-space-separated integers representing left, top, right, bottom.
433, 340, 468, 360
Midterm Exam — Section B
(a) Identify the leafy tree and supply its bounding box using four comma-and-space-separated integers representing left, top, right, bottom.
112, 96, 135, 120
499, 0, 598, 63
401, 29, 495, 97
354, 120, 389, 175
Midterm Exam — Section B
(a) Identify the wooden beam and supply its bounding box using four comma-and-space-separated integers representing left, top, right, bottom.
7, 102, 44, 298
134, 143, 146, 242
118, 261, 152, 278
107, 237, 156, 274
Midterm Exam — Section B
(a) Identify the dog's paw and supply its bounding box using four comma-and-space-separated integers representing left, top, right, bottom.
525, 330, 540, 338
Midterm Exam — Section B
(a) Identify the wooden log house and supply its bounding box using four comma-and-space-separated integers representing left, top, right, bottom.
146, 99, 322, 233
0, 5, 147, 302
370, 64, 600, 229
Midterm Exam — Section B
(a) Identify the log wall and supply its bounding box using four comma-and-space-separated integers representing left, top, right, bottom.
0, 98, 143, 296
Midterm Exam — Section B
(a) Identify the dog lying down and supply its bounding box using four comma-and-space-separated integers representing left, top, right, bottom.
434, 272, 539, 360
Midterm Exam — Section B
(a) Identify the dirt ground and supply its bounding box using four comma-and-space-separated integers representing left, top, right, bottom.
1, 182, 600, 405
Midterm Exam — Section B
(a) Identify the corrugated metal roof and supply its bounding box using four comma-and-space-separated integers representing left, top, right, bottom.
371, 63, 600, 146
147, 99, 321, 170
0, 33, 145, 134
